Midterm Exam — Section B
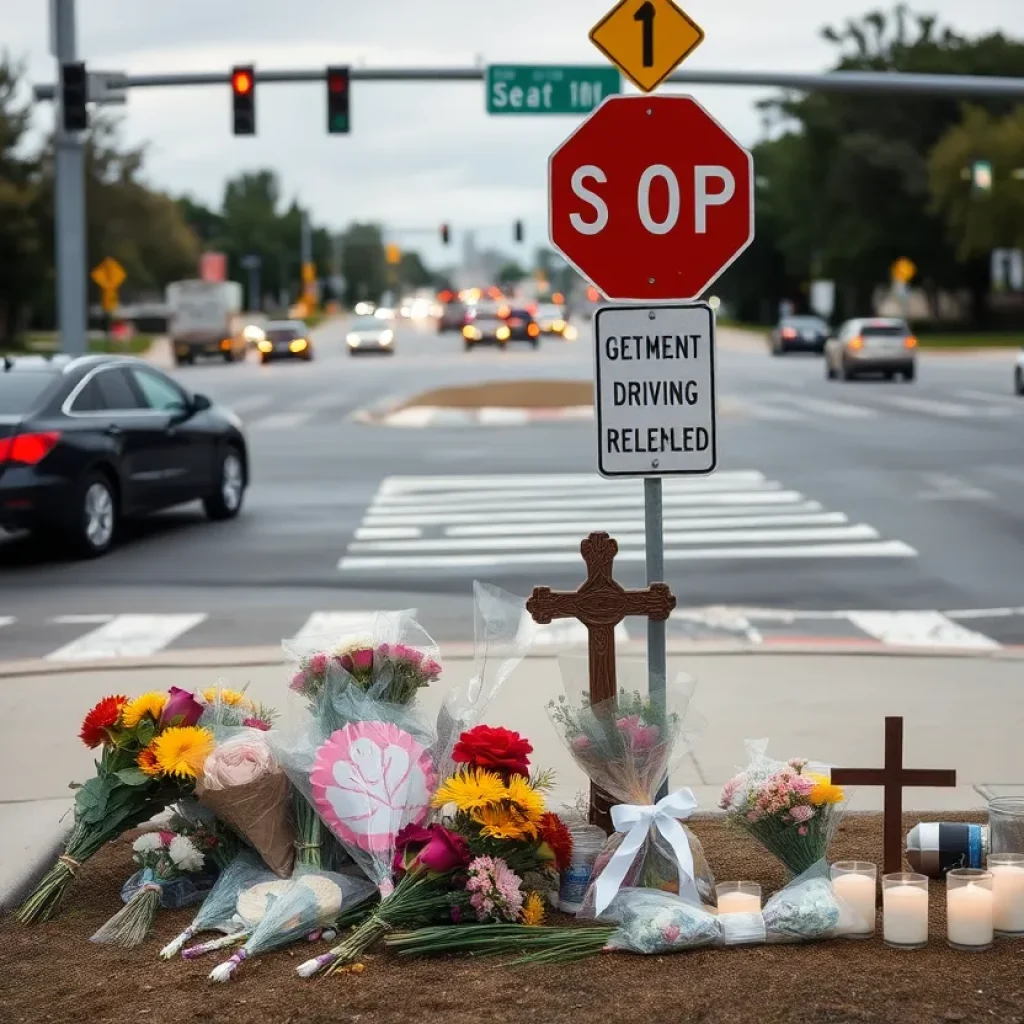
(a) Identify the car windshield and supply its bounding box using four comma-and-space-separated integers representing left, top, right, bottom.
784, 317, 827, 330
472, 304, 499, 318
861, 323, 908, 337
266, 327, 299, 341
351, 317, 381, 331
0, 370, 56, 415
537, 306, 562, 318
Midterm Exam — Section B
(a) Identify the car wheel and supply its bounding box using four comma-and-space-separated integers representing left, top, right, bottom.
223, 350, 235, 363
1014, 369, 1024, 396
531, 338, 540, 349
903, 365, 916, 382
771, 343, 784, 356
175, 353, 194, 367
69, 470, 118, 558
463, 340, 473, 352
204, 446, 246, 521
839, 362, 854, 382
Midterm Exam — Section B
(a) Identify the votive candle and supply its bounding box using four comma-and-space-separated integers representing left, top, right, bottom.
989, 854, 1024, 937
946, 869, 994, 950
882, 873, 929, 950
716, 882, 762, 915
831, 861, 877, 938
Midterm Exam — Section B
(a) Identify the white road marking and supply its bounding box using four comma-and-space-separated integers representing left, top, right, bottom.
45, 614, 208, 661
671, 608, 764, 644
250, 411, 314, 429
338, 540, 917, 570
884, 395, 1010, 419
288, 610, 418, 650
477, 408, 530, 425
846, 611, 1001, 649
377, 471, 767, 495
915, 473, 994, 502
532, 620, 630, 647
768, 394, 876, 419
384, 407, 438, 428
51, 614, 115, 624
0, 616, 14, 629
944, 606, 1024, 619
718, 396, 805, 421
354, 526, 422, 540
956, 389, 1022, 406
446, 511, 849, 537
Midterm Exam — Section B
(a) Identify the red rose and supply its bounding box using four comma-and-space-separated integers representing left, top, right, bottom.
452, 725, 532, 779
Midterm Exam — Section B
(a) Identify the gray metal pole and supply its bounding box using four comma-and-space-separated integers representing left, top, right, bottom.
644, 476, 669, 802
300, 208, 312, 268
53, 0, 88, 356
248, 266, 259, 312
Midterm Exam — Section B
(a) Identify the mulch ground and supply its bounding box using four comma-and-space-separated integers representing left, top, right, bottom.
3, 812, 1020, 1024
399, 379, 593, 410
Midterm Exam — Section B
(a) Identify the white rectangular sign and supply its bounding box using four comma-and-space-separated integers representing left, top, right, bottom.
593, 302, 717, 478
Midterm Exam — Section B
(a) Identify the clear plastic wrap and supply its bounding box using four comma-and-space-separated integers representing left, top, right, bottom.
160, 851, 278, 959
208, 865, 376, 981
547, 660, 714, 916
719, 739, 847, 877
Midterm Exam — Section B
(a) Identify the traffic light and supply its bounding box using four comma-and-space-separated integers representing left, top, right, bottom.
971, 160, 993, 193
231, 66, 255, 136
326, 66, 350, 134
440, 223, 450, 245
61, 62, 88, 133
514, 220, 524, 243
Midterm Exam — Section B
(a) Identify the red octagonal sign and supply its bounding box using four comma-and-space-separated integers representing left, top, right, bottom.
549, 95, 754, 302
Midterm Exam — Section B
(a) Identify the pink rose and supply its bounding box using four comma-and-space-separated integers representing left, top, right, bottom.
308, 652, 328, 674
570, 735, 593, 752
391, 643, 423, 665
798, 826, 808, 836
422, 658, 442, 678
290, 671, 308, 693
789, 804, 814, 823
242, 717, 271, 731
350, 648, 373, 671
662, 924, 681, 944
616, 715, 659, 750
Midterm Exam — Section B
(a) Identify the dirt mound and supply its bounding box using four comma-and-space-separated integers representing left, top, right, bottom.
399, 379, 593, 410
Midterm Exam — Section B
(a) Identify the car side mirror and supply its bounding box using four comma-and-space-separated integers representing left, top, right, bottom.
191, 393, 212, 412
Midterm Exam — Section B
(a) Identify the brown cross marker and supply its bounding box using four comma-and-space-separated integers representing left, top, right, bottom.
526, 531, 676, 828
831, 716, 958, 875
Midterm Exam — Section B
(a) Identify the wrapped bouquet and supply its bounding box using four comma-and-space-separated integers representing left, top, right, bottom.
719, 740, 846, 876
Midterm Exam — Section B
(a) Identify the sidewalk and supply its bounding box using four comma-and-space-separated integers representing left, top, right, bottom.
3, 649, 1015, 908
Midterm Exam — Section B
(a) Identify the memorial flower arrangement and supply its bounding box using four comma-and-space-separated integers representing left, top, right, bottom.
199, 686, 276, 731
17, 687, 216, 923
719, 746, 846, 876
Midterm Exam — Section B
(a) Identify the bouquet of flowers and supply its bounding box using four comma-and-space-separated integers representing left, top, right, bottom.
719, 740, 846, 876
18, 687, 215, 923
165, 803, 241, 870
198, 685, 276, 732
548, 666, 715, 916
90, 830, 213, 948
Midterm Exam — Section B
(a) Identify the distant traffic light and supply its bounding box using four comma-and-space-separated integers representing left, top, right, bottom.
231, 66, 255, 136
326, 66, 350, 135
440, 223, 450, 245
61, 62, 88, 133
972, 160, 993, 193
514, 220, 524, 243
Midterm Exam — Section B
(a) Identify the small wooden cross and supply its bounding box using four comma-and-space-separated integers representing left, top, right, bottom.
526, 531, 677, 828
831, 716, 958, 875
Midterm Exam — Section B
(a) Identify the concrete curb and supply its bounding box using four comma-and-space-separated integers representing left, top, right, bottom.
0, 823, 69, 913
2, 639, 1023, 679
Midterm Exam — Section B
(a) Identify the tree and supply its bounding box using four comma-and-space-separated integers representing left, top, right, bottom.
339, 223, 387, 305
399, 251, 432, 290
496, 260, 526, 287
928, 105, 1024, 261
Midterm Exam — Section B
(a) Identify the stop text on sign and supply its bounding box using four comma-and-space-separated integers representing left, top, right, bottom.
593, 302, 717, 478
569, 163, 735, 236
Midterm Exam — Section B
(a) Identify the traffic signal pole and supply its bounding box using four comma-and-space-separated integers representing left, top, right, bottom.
52, 0, 88, 357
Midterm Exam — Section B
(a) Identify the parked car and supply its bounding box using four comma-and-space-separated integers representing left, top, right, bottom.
255, 320, 314, 364
824, 318, 917, 382
0, 354, 248, 557
770, 315, 830, 355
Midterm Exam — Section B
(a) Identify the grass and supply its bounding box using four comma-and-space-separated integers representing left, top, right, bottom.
14, 333, 154, 355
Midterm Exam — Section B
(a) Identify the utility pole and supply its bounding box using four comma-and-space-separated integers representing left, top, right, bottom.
52, 0, 88, 355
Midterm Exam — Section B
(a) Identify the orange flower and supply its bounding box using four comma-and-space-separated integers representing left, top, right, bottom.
137, 746, 161, 776
79, 695, 129, 748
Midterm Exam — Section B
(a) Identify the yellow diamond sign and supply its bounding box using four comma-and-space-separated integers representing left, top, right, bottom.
589, 0, 704, 94
90, 256, 126, 292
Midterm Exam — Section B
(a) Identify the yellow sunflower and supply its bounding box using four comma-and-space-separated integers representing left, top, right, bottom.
431, 768, 507, 812
807, 773, 845, 806
521, 891, 546, 926
149, 726, 215, 780
474, 805, 537, 841
505, 774, 546, 823
202, 687, 253, 710
120, 691, 168, 729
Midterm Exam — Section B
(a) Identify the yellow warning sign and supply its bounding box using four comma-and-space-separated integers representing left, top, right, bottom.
91, 256, 126, 292
890, 258, 917, 285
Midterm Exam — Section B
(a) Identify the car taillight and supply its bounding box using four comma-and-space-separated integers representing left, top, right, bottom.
905, 335, 918, 349
0, 431, 61, 466
848, 336, 864, 350
781, 327, 797, 339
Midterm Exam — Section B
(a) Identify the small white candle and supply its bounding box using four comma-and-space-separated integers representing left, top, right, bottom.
833, 872, 876, 934
947, 882, 994, 947
717, 890, 761, 915
883, 884, 928, 947
990, 864, 1024, 934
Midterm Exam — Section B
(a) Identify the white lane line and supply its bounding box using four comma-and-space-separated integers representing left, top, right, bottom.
533, 620, 630, 647
446, 511, 849, 537
250, 411, 314, 429
477, 408, 530, 425
846, 611, 1000, 650
288, 609, 419, 650
956, 389, 1022, 406
883, 395, 1009, 419
354, 526, 423, 540
51, 614, 115, 624
944, 606, 1024, 619
363, 493, 814, 527
718, 396, 805, 421
768, 394, 876, 419
0, 616, 14, 629
229, 394, 274, 414
915, 472, 994, 501
348, 524, 881, 554
338, 540, 917, 570
670, 608, 764, 644
45, 613, 208, 662
385, 407, 438, 428
376, 471, 766, 494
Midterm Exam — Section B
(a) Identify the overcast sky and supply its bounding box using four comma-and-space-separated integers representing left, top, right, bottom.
3, 0, 1021, 267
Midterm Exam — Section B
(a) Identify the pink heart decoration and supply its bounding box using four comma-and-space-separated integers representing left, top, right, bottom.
310, 721, 436, 854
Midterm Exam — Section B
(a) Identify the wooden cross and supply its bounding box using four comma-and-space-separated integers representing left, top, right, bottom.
526, 531, 677, 828
831, 716, 958, 875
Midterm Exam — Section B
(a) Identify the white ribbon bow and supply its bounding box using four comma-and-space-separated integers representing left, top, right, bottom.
593, 788, 700, 916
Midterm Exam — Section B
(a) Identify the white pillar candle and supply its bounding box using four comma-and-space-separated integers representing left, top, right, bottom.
833, 872, 876, 934
883, 884, 928, 947
990, 864, 1024, 934
947, 883, 994, 947
717, 891, 761, 915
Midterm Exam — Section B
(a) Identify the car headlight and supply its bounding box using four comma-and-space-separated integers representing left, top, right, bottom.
564, 325, 578, 341
346, 333, 360, 346
496, 326, 510, 340
381, 330, 393, 344
289, 337, 308, 353
257, 339, 273, 353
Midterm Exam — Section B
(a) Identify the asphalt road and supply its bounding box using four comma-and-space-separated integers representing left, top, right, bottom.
3, 313, 1024, 660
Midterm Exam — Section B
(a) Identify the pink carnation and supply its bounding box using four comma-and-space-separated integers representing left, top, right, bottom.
662, 924, 681, 944
390, 643, 423, 665
308, 652, 328, 674
616, 715, 660, 751
570, 734, 593, 752
422, 658, 442, 679
242, 717, 271, 731
351, 648, 374, 671
789, 804, 814, 823
289, 671, 307, 692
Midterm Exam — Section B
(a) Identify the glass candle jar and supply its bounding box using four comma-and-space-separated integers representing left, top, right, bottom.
946, 868, 994, 951
716, 882, 762, 915
882, 873, 929, 950
988, 853, 1024, 937
831, 861, 877, 938
989, 797, 1024, 856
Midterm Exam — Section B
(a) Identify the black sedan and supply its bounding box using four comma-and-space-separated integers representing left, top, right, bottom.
770, 315, 831, 355
501, 306, 542, 347
256, 320, 314, 363
0, 354, 248, 557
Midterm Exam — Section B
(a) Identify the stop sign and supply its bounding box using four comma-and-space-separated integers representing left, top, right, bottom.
549, 95, 754, 302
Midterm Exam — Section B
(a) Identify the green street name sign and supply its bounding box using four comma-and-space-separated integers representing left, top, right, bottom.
486, 65, 621, 115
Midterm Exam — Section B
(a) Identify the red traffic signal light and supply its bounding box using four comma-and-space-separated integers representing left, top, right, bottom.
326, 66, 350, 134
232, 69, 252, 94
231, 65, 255, 135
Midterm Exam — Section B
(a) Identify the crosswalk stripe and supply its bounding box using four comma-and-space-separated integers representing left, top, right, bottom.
338, 540, 916, 570
955, 389, 1021, 406
0, 616, 13, 630
846, 611, 1000, 649
45, 613, 208, 662
718, 396, 804, 420
768, 394, 876, 419
882, 395, 1002, 419
377, 471, 767, 494
355, 526, 423, 540
289, 609, 419, 649
251, 411, 315, 429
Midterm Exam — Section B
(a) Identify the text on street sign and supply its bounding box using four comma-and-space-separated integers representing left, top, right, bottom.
593, 302, 717, 477
486, 65, 621, 115
589, 0, 704, 94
